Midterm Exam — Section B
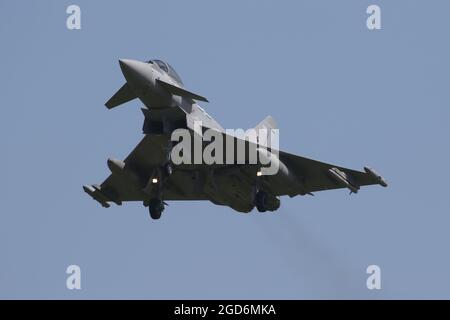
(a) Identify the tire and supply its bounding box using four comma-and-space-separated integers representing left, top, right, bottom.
149, 198, 164, 219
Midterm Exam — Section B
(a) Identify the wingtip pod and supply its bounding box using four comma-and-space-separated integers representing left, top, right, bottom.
364, 166, 388, 187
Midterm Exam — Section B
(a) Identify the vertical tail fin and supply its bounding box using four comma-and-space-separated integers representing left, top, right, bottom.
255, 115, 277, 131
254, 116, 278, 148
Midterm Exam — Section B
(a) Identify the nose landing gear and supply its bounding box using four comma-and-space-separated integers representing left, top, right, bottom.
148, 198, 165, 220
145, 159, 172, 220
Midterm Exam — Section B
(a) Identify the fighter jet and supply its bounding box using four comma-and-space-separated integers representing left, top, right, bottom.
83, 58, 387, 219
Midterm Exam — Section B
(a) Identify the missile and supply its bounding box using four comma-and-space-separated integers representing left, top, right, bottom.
83, 184, 111, 208
364, 166, 388, 187
328, 167, 360, 193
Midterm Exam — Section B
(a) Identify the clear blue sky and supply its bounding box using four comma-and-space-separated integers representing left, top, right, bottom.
1, 0, 449, 299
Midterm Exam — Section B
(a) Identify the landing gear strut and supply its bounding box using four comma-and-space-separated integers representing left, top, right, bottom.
148, 198, 164, 220
255, 191, 280, 213
163, 162, 173, 176
163, 139, 174, 177
146, 141, 174, 220
255, 191, 268, 212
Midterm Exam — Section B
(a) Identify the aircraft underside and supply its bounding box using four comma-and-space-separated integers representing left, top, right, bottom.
84, 58, 387, 220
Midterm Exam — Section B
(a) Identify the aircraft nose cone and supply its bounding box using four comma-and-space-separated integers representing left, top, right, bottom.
118, 58, 137, 71
118, 59, 151, 85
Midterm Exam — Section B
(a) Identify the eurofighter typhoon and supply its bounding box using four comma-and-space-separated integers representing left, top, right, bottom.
84, 58, 387, 219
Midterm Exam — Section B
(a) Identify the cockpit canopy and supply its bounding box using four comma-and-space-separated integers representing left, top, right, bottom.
147, 59, 183, 86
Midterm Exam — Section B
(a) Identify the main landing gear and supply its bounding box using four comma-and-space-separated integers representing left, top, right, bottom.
254, 191, 281, 213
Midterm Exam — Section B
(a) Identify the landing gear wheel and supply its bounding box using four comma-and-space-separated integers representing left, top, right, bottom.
255, 191, 268, 212
148, 198, 164, 220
